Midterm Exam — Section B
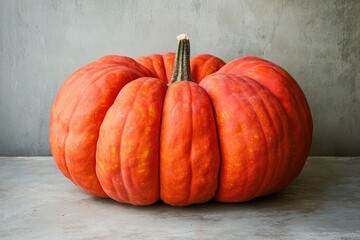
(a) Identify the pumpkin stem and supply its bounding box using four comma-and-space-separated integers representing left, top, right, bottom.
168, 33, 193, 85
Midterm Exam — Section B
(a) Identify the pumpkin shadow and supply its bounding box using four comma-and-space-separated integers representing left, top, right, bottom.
89, 157, 347, 215
187, 157, 348, 214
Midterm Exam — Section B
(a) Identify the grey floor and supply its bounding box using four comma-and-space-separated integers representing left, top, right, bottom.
0, 156, 359, 240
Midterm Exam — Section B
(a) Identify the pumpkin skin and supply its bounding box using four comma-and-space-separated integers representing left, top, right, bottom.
96, 77, 167, 205
49, 35, 312, 206
49, 56, 153, 197
160, 81, 220, 206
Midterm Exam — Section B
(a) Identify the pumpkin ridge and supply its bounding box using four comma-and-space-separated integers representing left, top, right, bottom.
190, 54, 224, 83
159, 54, 170, 83
116, 102, 132, 202
160, 80, 219, 206
267, 97, 293, 195
62, 63, 100, 85
96, 77, 165, 205
240, 70, 297, 195
155, 55, 166, 82
117, 79, 149, 203
250, 83, 293, 196
261, 66, 310, 185
240, 77, 271, 198
262, 65, 310, 133
187, 82, 194, 203
125, 78, 163, 203
135, 56, 157, 78
256, 88, 285, 196
236, 77, 269, 199
242, 76, 286, 197
247, 64, 311, 144
243, 73, 293, 194
240, 66, 310, 188
50, 64, 105, 179
64, 65, 146, 196
97, 55, 154, 77
63, 65, 127, 185
153, 54, 169, 83
261, 67, 307, 188
202, 55, 226, 79
219, 58, 311, 157
136, 53, 176, 84
140, 55, 165, 82
205, 75, 251, 201
267, 65, 313, 150
161, 53, 176, 83
226, 77, 249, 200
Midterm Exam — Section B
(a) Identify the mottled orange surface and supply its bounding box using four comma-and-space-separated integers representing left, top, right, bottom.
160, 81, 220, 206
49, 53, 312, 206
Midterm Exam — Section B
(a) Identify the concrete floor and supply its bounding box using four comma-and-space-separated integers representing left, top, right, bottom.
0, 157, 359, 239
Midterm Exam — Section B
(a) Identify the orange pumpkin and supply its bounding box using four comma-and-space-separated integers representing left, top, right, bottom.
49, 34, 312, 206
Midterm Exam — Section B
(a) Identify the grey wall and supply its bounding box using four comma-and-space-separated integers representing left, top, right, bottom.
0, 0, 359, 156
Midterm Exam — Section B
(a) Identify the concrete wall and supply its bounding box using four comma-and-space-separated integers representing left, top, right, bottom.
0, 0, 359, 156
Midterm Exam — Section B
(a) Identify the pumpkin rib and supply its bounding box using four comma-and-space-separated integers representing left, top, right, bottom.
235, 78, 263, 200
200, 74, 250, 201
50, 64, 108, 179
134, 56, 157, 78
190, 54, 226, 83
258, 66, 310, 186
118, 79, 156, 203
240, 77, 271, 198
156, 54, 172, 83
64, 57, 128, 84
65, 66, 142, 196
61, 63, 100, 86
62, 65, 124, 184
158, 55, 169, 83
51, 61, 144, 168
95, 80, 137, 202
249, 76, 282, 196
200, 73, 292, 201
117, 97, 133, 202
115, 80, 145, 203
97, 77, 166, 205
264, 64, 311, 122
97, 55, 154, 77
219, 58, 311, 145
247, 83, 293, 197
160, 81, 219, 206
219, 59, 311, 190
246, 66, 304, 193
220, 75, 250, 201
268, 65, 313, 161
136, 53, 176, 84
239, 69, 295, 195
187, 82, 194, 203
192, 84, 220, 204
264, 65, 311, 138
162, 53, 176, 83
257, 89, 287, 197
242, 75, 287, 197
136, 54, 166, 83
245, 62, 311, 146
262, 67, 310, 190
237, 76, 283, 200
190, 82, 220, 204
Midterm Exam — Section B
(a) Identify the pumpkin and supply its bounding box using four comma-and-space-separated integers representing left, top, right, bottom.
49, 34, 312, 206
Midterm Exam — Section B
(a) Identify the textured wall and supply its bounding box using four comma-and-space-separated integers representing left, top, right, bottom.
0, 0, 359, 156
